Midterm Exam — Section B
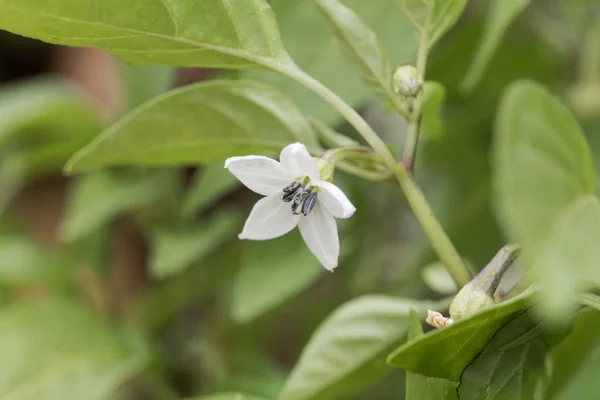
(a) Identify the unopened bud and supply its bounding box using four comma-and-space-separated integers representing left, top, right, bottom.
393, 65, 423, 97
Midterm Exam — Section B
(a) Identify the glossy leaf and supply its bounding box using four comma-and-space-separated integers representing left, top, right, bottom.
387, 291, 533, 381
66, 80, 319, 172
421, 81, 446, 140
151, 211, 242, 279
405, 310, 458, 400
246, 0, 417, 125
280, 296, 432, 400
397, 0, 467, 48
0, 300, 148, 399
494, 80, 595, 256
182, 160, 240, 219
532, 196, 600, 317
61, 170, 173, 241
461, 0, 532, 92
313, 0, 400, 111
0, 0, 291, 69
458, 312, 550, 399
549, 308, 600, 395
231, 231, 322, 324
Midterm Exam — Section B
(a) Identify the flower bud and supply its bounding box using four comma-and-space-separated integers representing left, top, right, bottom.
393, 65, 423, 97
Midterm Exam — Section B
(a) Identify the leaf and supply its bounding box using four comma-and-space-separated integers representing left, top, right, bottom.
65, 80, 320, 172
405, 310, 458, 400
549, 307, 600, 395
421, 81, 446, 140
231, 231, 322, 324
279, 295, 433, 400
532, 196, 600, 317
420, 261, 457, 295
182, 160, 240, 219
387, 290, 534, 381
312, 0, 401, 112
398, 0, 467, 48
150, 211, 242, 279
0, 0, 291, 69
0, 235, 60, 284
246, 0, 418, 125
0, 300, 148, 399
120, 64, 175, 111
557, 339, 600, 400
493, 80, 595, 257
61, 169, 174, 241
308, 118, 359, 148
457, 312, 550, 399
461, 0, 532, 92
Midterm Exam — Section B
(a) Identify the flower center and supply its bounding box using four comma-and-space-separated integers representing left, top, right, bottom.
281, 179, 318, 216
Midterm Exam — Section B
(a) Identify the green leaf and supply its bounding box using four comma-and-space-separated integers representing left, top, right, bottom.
120, 64, 175, 111
0, 235, 60, 284
279, 295, 432, 400
61, 169, 173, 241
405, 310, 458, 400
557, 339, 600, 400
398, 0, 467, 48
387, 291, 533, 381
150, 211, 242, 279
0, 300, 148, 399
549, 307, 600, 395
312, 0, 402, 113
246, 0, 417, 125
231, 231, 322, 324
421, 81, 446, 140
420, 261, 457, 295
308, 118, 359, 148
461, 0, 532, 93
494, 80, 595, 256
457, 312, 550, 399
0, 0, 291, 69
66, 80, 320, 172
182, 160, 240, 219
532, 196, 600, 317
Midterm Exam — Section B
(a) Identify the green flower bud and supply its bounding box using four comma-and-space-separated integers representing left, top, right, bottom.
449, 244, 522, 321
392, 65, 423, 97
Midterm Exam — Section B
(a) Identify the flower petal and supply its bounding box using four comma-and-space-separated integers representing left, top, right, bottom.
315, 181, 356, 219
225, 156, 294, 196
280, 143, 319, 180
239, 194, 300, 240
298, 203, 339, 271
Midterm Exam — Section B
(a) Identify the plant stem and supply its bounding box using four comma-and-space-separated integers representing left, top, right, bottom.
392, 164, 472, 288
401, 3, 432, 171
578, 292, 600, 312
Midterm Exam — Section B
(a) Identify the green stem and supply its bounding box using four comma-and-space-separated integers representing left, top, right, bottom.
276, 64, 398, 169
578, 292, 600, 312
401, 2, 432, 171
392, 164, 471, 288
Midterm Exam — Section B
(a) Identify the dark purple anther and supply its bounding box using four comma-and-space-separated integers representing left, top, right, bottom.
281, 182, 303, 202
301, 191, 318, 216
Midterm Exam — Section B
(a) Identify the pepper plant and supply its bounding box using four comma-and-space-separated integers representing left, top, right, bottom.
0, 0, 599, 399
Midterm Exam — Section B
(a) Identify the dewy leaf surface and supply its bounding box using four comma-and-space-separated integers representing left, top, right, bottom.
0, 0, 291, 68
0, 300, 148, 400
387, 291, 534, 382
279, 296, 432, 400
66, 80, 320, 172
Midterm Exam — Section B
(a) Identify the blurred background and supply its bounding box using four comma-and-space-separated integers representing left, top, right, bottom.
0, 0, 598, 399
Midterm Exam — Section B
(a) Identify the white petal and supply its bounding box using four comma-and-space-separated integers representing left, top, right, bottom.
239, 194, 300, 240
279, 143, 319, 180
225, 156, 294, 196
298, 203, 339, 271
315, 181, 356, 219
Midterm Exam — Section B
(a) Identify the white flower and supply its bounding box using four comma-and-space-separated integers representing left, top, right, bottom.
224, 143, 356, 271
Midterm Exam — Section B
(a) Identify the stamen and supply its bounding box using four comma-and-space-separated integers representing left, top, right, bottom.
291, 187, 311, 215
302, 191, 318, 215
281, 182, 302, 202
